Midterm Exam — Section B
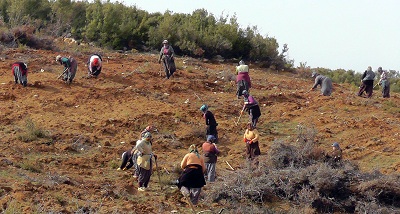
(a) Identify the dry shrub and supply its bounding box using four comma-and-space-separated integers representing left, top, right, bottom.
0, 30, 14, 44
1, 26, 54, 50
268, 140, 300, 169
204, 132, 399, 213
357, 173, 400, 207
355, 201, 397, 214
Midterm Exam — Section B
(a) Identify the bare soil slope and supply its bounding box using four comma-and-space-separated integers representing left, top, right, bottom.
0, 48, 399, 213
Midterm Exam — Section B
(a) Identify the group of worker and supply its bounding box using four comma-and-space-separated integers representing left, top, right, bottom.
11, 54, 102, 86
11, 39, 177, 87
8, 40, 387, 207
309, 66, 390, 98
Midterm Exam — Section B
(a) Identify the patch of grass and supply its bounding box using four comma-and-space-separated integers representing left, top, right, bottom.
3, 200, 23, 214
17, 118, 50, 142
17, 43, 27, 51
18, 159, 42, 173
108, 159, 119, 169
382, 100, 400, 114
54, 193, 68, 206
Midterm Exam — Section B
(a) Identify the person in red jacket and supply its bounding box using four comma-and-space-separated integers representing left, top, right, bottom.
202, 135, 220, 182
12, 62, 28, 87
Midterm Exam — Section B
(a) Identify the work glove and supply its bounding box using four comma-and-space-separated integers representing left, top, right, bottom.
243, 138, 247, 143
117, 168, 121, 171
122, 167, 127, 171
249, 140, 253, 144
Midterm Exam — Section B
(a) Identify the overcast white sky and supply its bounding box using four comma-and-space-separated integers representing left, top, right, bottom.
122, 0, 399, 72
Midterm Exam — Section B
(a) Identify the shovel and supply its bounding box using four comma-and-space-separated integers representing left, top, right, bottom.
234, 111, 243, 126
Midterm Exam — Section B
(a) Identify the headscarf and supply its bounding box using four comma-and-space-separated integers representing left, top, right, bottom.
188, 144, 200, 158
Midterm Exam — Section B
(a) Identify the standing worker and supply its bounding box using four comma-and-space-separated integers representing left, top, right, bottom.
309, 71, 333, 96
358, 66, 375, 98
87, 54, 102, 78
236, 60, 251, 98
200, 104, 218, 143
158, 40, 176, 79
133, 125, 157, 178
56, 55, 78, 84
136, 132, 156, 191
12, 62, 28, 87
178, 144, 206, 205
241, 90, 261, 128
202, 135, 220, 182
243, 123, 261, 160
377, 67, 390, 98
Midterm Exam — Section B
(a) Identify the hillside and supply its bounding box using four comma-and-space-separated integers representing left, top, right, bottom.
0, 48, 399, 213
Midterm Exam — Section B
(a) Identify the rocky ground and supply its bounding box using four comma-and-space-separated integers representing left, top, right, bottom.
0, 47, 399, 213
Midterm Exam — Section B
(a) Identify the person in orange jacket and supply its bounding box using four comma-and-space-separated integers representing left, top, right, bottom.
178, 144, 206, 205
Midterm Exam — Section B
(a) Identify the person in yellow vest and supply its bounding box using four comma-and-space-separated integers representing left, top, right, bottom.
178, 144, 206, 205
243, 123, 261, 159
136, 132, 157, 191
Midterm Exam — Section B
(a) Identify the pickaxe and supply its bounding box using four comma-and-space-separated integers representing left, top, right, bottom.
57, 67, 68, 80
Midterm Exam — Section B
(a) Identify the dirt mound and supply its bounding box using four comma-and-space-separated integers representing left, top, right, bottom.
0, 48, 399, 213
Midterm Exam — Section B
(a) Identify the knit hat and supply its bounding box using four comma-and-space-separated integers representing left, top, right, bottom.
332, 142, 340, 148
56, 55, 62, 62
239, 60, 245, 65
242, 90, 249, 96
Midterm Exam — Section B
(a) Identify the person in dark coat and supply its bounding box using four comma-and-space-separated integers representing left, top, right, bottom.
200, 104, 218, 143
358, 66, 376, 98
117, 148, 135, 171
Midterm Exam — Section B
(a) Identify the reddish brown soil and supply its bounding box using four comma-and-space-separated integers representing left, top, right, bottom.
0, 48, 399, 213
